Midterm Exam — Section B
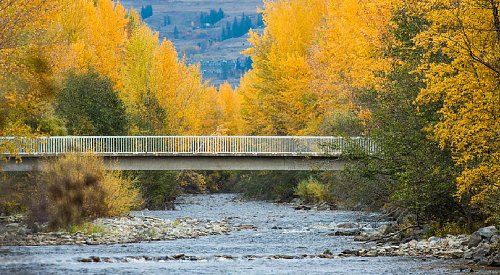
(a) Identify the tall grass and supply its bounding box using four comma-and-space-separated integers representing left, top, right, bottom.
29, 154, 142, 229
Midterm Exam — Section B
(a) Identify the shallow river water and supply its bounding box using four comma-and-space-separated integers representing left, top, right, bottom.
0, 194, 482, 274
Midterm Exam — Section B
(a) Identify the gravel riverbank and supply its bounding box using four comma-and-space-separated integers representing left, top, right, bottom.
0, 214, 232, 246
330, 221, 500, 267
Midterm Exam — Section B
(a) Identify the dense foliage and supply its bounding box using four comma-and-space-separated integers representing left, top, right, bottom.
0, 0, 498, 229
55, 72, 127, 135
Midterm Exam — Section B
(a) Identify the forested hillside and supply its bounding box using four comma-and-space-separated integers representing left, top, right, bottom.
120, 0, 264, 86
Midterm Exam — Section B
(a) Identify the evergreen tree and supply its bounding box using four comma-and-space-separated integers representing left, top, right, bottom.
244, 56, 252, 70
225, 22, 232, 39
257, 13, 264, 27
218, 8, 224, 20
140, 5, 153, 20
232, 16, 239, 37
173, 26, 179, 39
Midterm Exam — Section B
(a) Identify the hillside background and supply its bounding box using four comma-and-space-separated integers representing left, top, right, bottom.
120, 0, 264, 87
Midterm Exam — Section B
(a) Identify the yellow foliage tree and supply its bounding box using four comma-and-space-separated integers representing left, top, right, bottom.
48, 0, 128, 84
240, 0, 327, 135
0, 0, 61, 76
150, 39, 219, 135
215, 82, 244, 135
415, 0, 500, 209
241, 0, 398, 135
120, 23, 160, 133
0, 0, 64, 143
311, 0, 398, 127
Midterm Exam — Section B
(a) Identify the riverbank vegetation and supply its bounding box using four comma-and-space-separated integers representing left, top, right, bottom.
0, 0, 498, 233
28, 154, 141, 229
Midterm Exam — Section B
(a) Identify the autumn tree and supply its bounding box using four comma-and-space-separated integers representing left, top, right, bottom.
0, 0, 61, 76
311, 0, 399, 135
121, 23, 163, 134
240, 0, 326, 135
215, 82, 243, 135
0, 0, 65, 157
415, 0, 500, 223
47, 0, 128, 87
340, 1, 461, 224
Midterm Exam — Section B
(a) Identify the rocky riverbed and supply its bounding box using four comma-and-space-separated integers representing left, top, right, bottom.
289, 199, 499, 268
327, 220, 500, 267
1, 195, 499, 274
0, 194, 497, 275
0, 214, 232, 246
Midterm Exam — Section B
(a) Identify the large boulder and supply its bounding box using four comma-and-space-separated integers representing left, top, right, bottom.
468, 231, 482, 248
478, 226, 497, 239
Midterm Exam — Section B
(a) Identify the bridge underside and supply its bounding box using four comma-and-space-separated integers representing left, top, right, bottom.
2, 156, 346, 172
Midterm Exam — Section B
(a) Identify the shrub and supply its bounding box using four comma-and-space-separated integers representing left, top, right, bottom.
29, 154, 141, 229
128, 171, 180, 210
177, 171, 207, 193
294, 177, 333, 204
0, 172, 33, 215
230, 171, 314, 201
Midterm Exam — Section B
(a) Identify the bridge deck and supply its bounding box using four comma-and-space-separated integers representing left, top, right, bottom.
1, 136, 375, 171
1, 136, 376, 157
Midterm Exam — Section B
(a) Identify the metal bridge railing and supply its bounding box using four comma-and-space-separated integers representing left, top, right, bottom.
1, 136, 377, 157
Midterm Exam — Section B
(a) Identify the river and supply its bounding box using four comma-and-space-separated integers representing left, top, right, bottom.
0, 194, 479, 274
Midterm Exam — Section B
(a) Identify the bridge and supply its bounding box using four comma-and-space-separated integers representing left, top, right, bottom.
1, 136, 376, 171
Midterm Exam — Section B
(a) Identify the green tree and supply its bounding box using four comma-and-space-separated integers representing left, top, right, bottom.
230, 171, 316, 201
340, 3, 460, 226
129, 171, 179, 210
55, 72, 127, 135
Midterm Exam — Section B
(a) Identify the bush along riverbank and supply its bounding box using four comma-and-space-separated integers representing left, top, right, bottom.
0, 214, 232, 246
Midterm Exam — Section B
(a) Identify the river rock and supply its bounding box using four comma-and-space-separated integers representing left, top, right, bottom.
468, 232, 482, 248
271, 255, 296, 259
331, 229, 361, 236
490, 235, 499, 244
339, 249, 360, 256
294, 205, 311, 211
315, 202, 331, 211
78, 258, 92, 263
472, 243, 492, 260
336, 222, 358, 229
487, 253, 500, 267
1, 215, 232, 246
477, 226, 497, 239
440, 249, 463, 259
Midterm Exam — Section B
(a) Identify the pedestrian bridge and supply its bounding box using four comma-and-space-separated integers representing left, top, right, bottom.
1, 136, 376, 171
